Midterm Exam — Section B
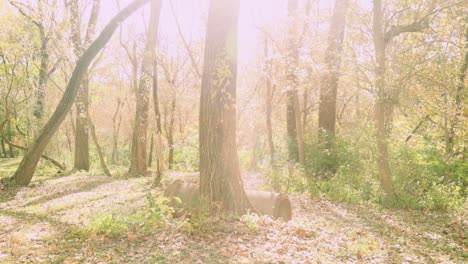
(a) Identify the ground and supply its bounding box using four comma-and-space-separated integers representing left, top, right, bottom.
0, 160, 466, 263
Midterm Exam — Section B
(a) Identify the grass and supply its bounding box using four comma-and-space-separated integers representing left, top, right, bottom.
0, 157, 21, 178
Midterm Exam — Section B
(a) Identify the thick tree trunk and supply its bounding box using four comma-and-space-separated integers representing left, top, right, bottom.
70, 0, 100, 171
12, 0, 151, 186
199, 0, 252, 214
129, 0, 162, 176
74, 75, 90, 171
373, 0, 393, 194
318, 0, 349, 141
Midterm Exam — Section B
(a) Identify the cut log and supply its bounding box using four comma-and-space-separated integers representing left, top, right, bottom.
165, 180, 292, 221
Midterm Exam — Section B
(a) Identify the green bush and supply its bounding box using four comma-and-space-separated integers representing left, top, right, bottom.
260, 131, 466, 211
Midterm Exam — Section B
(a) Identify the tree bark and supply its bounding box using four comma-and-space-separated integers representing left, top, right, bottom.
87, 112, 111, 177
70, 0, 101, 171
12, 0, 151, 186
148, 133, 154, 168
447, 20, 467, 155
129, 0, 162, 176
167, 97, 175, 169
264, 34, 275, 165
373, 0, 393, 194
152, 53, 164, 181
199, 0, 252, 214
318, 0, 349, 141
286, 0, 303, 164
112, 99, 123, 163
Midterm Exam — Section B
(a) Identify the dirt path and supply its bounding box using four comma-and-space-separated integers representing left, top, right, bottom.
0, 173, 466, 263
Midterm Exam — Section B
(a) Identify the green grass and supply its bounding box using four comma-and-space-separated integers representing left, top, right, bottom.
0, 157, 21, 178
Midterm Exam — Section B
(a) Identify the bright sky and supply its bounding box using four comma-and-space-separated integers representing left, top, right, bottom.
103, 0, 342, 63
1, 0, 372, 62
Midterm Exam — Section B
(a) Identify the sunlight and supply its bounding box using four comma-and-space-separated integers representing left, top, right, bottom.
0, 0, 466, 262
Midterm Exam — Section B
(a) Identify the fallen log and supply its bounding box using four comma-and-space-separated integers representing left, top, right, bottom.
165, 180, 292, 221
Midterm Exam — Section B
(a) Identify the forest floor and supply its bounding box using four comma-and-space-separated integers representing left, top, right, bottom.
0, 163, 466, 263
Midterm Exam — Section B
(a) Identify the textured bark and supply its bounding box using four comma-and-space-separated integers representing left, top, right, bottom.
199, 0, 252, 214
372, 0, 393, 194
318, 0, 349, 140
129, 0, 162, 176
12, 0, 151, 186
73, 76, 90, 171
70, 0, 101, 171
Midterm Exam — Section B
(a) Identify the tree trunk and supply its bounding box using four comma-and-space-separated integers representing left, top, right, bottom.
112, 99, 123, 163
447, 21, 467, 155
167, 97, 175, 169
199, 0, 252, 214
318, 0, 349, 141
73, 76, 90, 171
264, 35, 275, 165
152, 53, 164, 181
129, 0, 162, 176
87, 112, 111, 176
70, 0, 100, 172
12, 0, 151, 186
294, 94, 304, 164
1, 123, 7, 158
286, 0, 302, 164
148, 133, 154, 167
7, 119, 14, 158
373, 0, 393, 194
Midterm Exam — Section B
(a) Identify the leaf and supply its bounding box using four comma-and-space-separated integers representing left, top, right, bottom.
127, 234, 138, 241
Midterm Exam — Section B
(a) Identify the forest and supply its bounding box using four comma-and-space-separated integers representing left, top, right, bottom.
0, 0, 466, 263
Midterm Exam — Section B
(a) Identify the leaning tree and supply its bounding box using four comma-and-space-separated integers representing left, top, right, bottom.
12, 0, 151, 186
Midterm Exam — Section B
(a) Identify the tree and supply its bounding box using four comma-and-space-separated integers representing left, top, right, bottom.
129, 0, 162, 176
69, 0, 101, 171
12, 0, 151, 186
263, 34, 275, 165
372, 0, 435, 193
199, 0, 251, 214
285, 0, 301, 163
318, 0, 349, 141
10, 0, 52, 136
